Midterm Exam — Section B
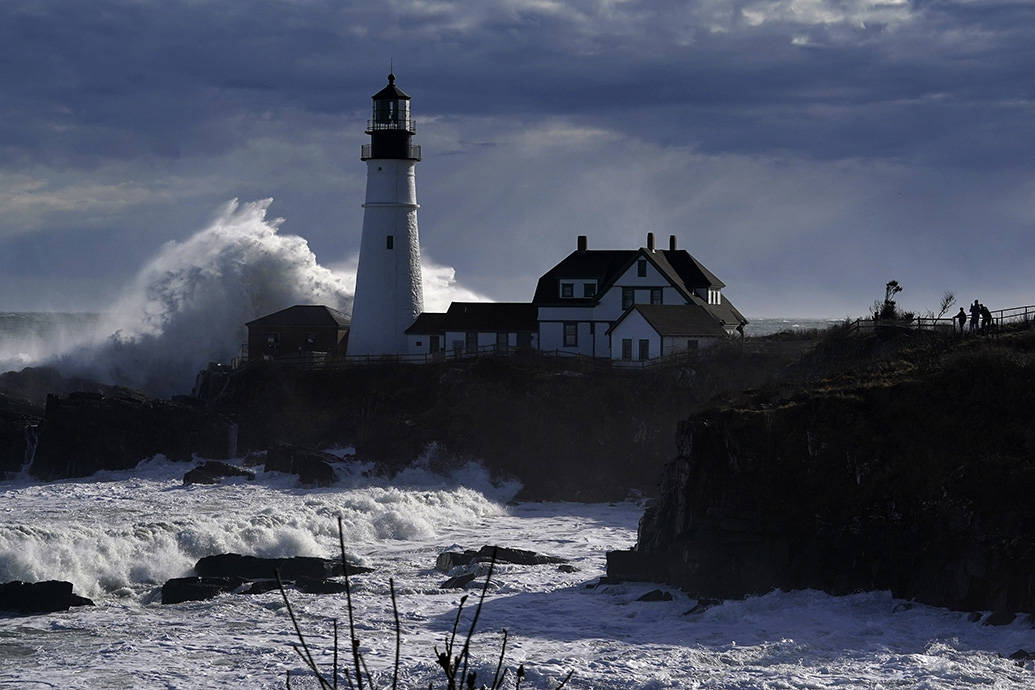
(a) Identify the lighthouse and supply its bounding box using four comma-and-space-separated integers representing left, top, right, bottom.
347, 73, 424, 356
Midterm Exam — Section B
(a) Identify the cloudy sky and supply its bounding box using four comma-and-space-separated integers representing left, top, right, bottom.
2, 0, 1033, 318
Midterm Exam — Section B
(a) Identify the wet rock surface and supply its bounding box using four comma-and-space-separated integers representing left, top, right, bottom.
0, 580, 93, 614
194, 553, 371, 580
182, 461, 255, 485
435, 545, 568, 572
263, 444, 337, 486
609, 331, 1035, 614
30, 391, 234, 480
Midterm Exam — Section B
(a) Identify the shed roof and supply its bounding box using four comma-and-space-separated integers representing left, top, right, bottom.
246, 305, 350, 329
404, 312, 447, 334
406, 303, 539, 334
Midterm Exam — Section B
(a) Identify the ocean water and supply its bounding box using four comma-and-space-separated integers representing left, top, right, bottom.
0, 458, 1031, 689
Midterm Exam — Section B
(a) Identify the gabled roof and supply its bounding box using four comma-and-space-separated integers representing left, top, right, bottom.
606, 304, 728, 337
532, 247, 725, 306
703, 296, 747, 327
406, 303, 539, 334
405, 312, 447, 334
372, 74, 411, 100
246, 305, 350, 329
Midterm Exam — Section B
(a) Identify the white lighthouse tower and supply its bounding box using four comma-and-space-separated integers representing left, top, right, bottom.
347, 73, 424, 356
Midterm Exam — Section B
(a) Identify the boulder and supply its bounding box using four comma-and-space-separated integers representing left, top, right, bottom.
183, 461, 255, 485
241, 580, 283, 595
558, 564, 578, 573
0, 394, 42, 475
1008, 649, 1035, 663
296, 577, 347, 594
161, 576, 245, 604
440, 574, 477, 589
264, 445, 337, 487
683, 598, 722, 615
69, 593, 95, 607
983, 611, 1016, 626
194, 553, 371, 580
637, 589, 674, 602
31, 391, 234, 480
435, 545, 568, 572
0, 580, 76, 613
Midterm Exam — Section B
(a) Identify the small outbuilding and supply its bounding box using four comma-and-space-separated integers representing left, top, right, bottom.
245, 305, 349, 361
406, 302, 538, 357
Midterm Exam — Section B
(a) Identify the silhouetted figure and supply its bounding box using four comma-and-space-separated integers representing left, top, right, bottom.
969, 300, 980, 333
980, 304, 993, 334
956, 307, 967, 334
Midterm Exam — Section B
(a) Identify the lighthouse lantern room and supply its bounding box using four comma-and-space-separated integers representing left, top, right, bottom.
348, 74, 425, 356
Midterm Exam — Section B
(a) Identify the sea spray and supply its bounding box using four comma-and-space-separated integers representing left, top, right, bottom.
1, 198, 489, 394
61, 198, 352, 394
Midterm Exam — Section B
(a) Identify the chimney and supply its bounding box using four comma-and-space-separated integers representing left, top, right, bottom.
646, 232, 655, 252
577, 235, 587, 252
669, 234, 677, 251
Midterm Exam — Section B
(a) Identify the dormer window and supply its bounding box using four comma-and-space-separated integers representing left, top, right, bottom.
583, 282, 597, 298
561, 283, 574, 298
708, 289, 721, 305
637, 260, 647, 277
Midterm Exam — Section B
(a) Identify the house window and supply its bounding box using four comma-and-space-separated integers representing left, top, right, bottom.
637, 259, 647, 277
621, 338, 632, 360
452, 339, 464, 354
650, 288, 663, 305
386, 235, 394, 249
465, 331, 478, 352
563, 322, 577, 347
589, 322, 595, 334
561, 283, 574, 298
415, 340, 423, 347
496, 331, 508, 348
686, 339, 699, 351
622, 287, 635, 310
583, 282, 596, 298
639, 339, 650, 360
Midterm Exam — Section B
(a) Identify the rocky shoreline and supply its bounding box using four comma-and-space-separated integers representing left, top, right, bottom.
607, 328, 1035, 614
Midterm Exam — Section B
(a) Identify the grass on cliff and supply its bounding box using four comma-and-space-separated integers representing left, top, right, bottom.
277, 517, 573, 689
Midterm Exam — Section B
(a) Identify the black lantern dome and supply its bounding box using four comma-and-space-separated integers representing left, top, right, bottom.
362, 74, 420, 161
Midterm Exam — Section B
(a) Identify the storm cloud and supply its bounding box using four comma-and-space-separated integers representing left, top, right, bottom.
2, 0, 1033, 317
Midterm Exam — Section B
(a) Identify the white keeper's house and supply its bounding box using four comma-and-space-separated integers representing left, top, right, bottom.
407, 232, 747, 362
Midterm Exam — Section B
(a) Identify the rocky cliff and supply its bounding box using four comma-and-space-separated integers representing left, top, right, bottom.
608, 329, 1035, 613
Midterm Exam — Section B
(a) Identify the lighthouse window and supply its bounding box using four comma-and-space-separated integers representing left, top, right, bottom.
386, 235, 394, 249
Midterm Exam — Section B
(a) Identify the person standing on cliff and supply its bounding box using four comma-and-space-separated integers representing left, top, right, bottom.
980, 303, 993, 334
956, 307, 967, 334
969, 300, 981, 333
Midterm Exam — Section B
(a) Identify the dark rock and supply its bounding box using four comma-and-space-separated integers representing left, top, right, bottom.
435, 545, 567, 572
30, 392, 234, 480
0, 580, 74, 613
242, 579, 283, 595
296, 577, 347, 594
183, 461, 255, 485
967, 611, 983, 623
435, 551, 476, 572
0, 394, 43, 475
983, 611, 1016, 626
440, 574, 477, 589
476, 545, 568, 566
194, 553, 371, 580
892, 602, 914, 613
69, 594, 94, 607
241, 451, 267, 467
558, 564, 578, 573
611, 338, 1035, 613
683, 598, 722, 615
1008, 649, 1034, 662
264, 445, 337, 486
637, 589, 673, 602
586, 576, 623, 589
161, 576, 245, 604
